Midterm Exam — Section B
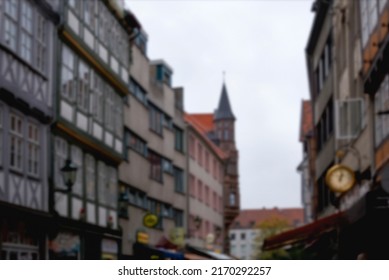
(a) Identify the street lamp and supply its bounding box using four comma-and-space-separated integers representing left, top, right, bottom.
60, 159, 78, 193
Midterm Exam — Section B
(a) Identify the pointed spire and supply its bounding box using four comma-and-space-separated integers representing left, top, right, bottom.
214, 81, 235, 121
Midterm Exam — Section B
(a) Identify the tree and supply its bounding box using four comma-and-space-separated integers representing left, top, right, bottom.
252, 216, 291, 260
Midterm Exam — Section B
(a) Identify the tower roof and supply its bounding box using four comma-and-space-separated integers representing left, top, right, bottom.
214, 83, 235, 121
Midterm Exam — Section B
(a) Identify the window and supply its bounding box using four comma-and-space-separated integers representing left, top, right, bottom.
148, 199, 163, 229
129, 78, 147, 106
189, 134, 195, 158
125, 130, 148, 157
174, 126, 184, 152
128, 187, 147, 209
162, 158, 173, 174
3, 0, 48, 71
156, 64, 172, 86
359, 0, 379, 48
375, 75, 389, 147
241, 245, 247, 258
77, 61, 90, 112
134, 29, 148, 55
315, 35, 332, 96
54, 137, 68, 189
114, 95, 123, 138
91, 73, 103, 122
316, 98, 334, 152
230, 233, 235, 240
213, 191, 217, 211
105, 88, 115, 131
213, 159, 217, 179
71, 145, 83, 196
98, 161, 107, 205
149, 104, 163, 135
36, 14, 46, 72
197, 180, 203, 201
85, 154, 96, 200
241, 233, 246, 240
4, 0, 18, 51
162, 203, 173, 218
163, 115, 173, 130
173, 209, 184, 227
27, 122, 39, 176
335, 98, 363, 141
61, 46, 76, 102
20, 1, 33, 63
107, 167, 117, 208
60, 45, 123, 138
229, 191, 236, 206
149, 151, 162, 182
189, 174, 195, 197
205, 151, 210, 171
197, 143, 203, 166
10, 113, 23, 171
205, 185, 209, 205
174, 167, 184, 193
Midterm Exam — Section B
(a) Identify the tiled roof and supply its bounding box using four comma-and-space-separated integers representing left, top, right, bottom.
188, 113, 214, 133
214, 83, 235, 121
230, 208, 304, 229
185, 113, 226, 160
299, 100, 313, 142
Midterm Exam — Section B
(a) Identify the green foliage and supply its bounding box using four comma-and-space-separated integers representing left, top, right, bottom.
252, 216, 291, 260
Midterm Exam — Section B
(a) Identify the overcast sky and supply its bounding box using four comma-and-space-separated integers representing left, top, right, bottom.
126, 0, 315, 209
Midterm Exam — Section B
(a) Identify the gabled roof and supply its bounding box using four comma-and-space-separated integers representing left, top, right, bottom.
230, 208, 304, 229
299, 100, 313, 142
187, 113, 214, 133
185, 113, 226, 160
214, 83, 235, 121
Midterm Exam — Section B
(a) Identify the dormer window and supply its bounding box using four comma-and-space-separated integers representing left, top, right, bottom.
135, 29, 148, 55
156, 64, 172, 87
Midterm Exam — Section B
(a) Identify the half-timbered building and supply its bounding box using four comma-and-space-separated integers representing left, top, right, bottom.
47, 0, 138, 259
0, 0, 58, 259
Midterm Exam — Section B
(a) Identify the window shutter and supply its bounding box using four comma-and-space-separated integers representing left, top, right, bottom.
335, 98, 364, 140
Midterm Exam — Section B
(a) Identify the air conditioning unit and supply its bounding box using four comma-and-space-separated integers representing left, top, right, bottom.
335, 98, 364, 140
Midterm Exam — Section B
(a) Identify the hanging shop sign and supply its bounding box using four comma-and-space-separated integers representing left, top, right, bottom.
136, 230, 149, 244
143, 213, 159, 228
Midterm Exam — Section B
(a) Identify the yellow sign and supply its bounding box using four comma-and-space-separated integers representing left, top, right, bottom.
136, 231, 149, 244
169, 228, 185, 247
143, 213, 159, 228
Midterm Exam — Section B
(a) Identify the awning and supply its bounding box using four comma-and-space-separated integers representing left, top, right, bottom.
185, 245, 234, 260
263, 212, 345, 251
184, 253, 211, 260
133, 242, 184, 260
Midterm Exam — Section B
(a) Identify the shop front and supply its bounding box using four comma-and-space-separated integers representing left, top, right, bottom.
0, 202, 51, 260
48, 216, 121, 260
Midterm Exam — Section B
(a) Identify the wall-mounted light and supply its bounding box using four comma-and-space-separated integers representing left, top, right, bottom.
194, 216, 202, 230
59, 159, 78, 193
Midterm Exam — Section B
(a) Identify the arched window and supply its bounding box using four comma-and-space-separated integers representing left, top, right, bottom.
229, 192, 236, 206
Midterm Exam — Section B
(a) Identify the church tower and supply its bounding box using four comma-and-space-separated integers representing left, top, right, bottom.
214, 82, 240, 253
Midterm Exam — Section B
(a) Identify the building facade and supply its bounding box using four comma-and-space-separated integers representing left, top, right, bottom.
298, 100, 315, 223
265, 0, 389, 259
229, 208, 304, 259
47, 0, 137, 259
187, 82, 240, 253
0, 0, 58, 259
119, 27, 187, 258
185, 114, 225, 253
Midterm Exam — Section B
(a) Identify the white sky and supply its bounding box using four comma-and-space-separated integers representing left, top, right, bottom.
126, 0, 315, 209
